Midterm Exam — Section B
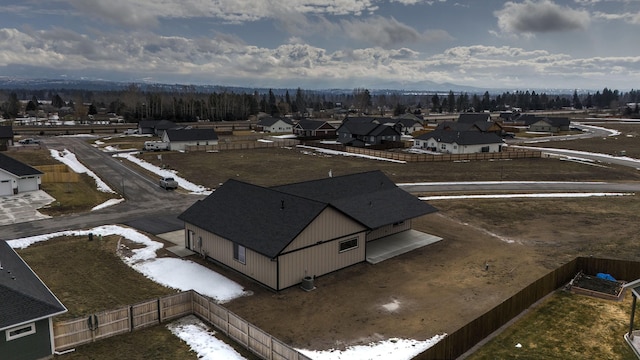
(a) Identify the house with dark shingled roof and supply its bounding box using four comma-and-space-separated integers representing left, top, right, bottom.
161, 128, 219, 151
0, 153, 43, 196
178, 171, 438, 291
0, 241, 67, 360
413, 129, 504, 154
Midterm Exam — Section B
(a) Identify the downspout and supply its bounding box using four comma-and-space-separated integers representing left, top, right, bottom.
630, 294, 637, 340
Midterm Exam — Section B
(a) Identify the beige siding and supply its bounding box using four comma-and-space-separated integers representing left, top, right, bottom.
278, 232, 367, 289
184, 224, 278, 289
282, 207, 367, 253
367, 219, 412, 241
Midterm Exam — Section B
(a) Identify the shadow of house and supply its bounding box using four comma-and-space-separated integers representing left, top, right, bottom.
0, 241, 67, 360
178, 171, 438, 291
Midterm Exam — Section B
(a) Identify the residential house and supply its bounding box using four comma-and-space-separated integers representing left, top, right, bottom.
293, 119, 336, 138
137, 120, 179, 137
386, 116, 424, 135
0, 126, 14, 151
0, 153, 42, 196
413, 129, 504, 154
0, 241, 67, 360
458, 113, 492, 124
437, 120, 504, 135
336, 122, 401, 147
256, 117, 294, 133
162, 128, 219, 151
528, 117, 570, 133
178, 171, 438, 291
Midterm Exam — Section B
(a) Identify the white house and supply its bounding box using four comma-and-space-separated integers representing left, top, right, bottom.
0, 153, 42, 196
413, 130, 504, 154
256, 117, 294, 133
162, 128, 219, 151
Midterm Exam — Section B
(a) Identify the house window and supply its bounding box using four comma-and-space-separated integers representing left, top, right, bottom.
6, 323, 36, 341
481, 146, 490, 152
339, 238, 358, 252
233, 243, 246, 264
393, 221, 405, 227
440, 144, 447, 150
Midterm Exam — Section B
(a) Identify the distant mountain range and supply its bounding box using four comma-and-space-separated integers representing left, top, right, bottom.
0, 76, 590, 96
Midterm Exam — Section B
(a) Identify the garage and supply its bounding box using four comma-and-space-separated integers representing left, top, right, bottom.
18, 176, 39, 192
0, 179, 12, 196
0, 153, 43, 196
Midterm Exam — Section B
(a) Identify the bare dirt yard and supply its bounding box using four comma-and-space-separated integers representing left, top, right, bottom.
95, 126, 640, 355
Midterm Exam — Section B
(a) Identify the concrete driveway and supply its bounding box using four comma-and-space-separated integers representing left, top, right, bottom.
0, 190, 55, 227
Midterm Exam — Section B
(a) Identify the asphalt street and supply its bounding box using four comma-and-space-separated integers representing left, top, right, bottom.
1, 126, 639, 240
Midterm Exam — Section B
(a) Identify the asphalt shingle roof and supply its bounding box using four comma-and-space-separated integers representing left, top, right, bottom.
0, 241, 66, 330
0, 153, 43, 177
165, 128, 218, 142
179, 171, 438, 257
458, 113, 491, 124
416, 129, 504, 145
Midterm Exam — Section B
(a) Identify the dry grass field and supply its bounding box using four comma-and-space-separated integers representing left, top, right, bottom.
7, 122, 640, 359
91, 124, 640, 358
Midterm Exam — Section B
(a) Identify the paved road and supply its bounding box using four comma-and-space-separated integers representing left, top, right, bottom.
2, 123, 639, 240
1, 137, 204, 239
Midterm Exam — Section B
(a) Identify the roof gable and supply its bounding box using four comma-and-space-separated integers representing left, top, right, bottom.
179, 179, 327, 258
0, 153, 43, 177
295, 119, 334, 131
0, 241, 66, 330
258, 117, 293, 127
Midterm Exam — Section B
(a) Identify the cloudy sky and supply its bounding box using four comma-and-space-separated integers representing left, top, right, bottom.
0, 0, 638, 91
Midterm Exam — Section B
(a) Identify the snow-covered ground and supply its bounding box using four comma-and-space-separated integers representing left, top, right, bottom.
113, 152, 211, 195
7, 225, 444, 359
50, 149, 115, 193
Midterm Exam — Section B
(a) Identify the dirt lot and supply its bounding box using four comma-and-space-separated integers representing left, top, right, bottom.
97, 124, 640, 353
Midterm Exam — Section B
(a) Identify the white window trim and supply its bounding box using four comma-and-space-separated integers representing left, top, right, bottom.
6, 322, 36, 341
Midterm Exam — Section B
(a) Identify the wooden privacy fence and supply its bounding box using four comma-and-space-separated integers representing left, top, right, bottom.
36, 164, 79, 183
186, 138, 300, 152
345, 147, 542, 163
414, 257, 640, 359
53, 290, 311, 360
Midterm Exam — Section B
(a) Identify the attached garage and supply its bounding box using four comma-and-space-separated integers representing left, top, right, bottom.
0, 179, 12, 196
0, 153, 42, 196
18, 176, 39, 192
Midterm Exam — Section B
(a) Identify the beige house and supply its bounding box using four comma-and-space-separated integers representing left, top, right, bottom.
178, 171, 437, 291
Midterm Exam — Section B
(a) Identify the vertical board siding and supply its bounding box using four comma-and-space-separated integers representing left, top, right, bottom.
278, 232, 366, 289
160, 292, 193, 321
282, 207, 367, 252
248, 325, 271, 358
366, 220, 412, 242
186, 224, 279, 289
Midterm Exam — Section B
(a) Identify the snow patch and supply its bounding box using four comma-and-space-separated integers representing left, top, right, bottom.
49, 149, 116, 193
382, 299, 401, 312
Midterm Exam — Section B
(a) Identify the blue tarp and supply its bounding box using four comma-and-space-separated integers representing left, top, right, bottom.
596, 273, 616, 282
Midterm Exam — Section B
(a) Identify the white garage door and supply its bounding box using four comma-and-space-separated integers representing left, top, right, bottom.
0, 179, 12, 196
18, 177, 38, 192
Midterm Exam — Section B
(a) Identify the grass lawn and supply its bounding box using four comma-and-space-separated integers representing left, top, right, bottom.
467, 291, 636, 359
6, 149, 119, 215
17, 234, 260, 360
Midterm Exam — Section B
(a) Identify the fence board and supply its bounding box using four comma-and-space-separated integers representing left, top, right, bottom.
53, 317, 93, 351
131, 299, 159, 330
94, 307, 130, 341
228, 312, 249, 347
160, 292, 193, 321
248, 325, 271, 359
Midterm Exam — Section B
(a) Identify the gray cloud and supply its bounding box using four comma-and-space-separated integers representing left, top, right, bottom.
495, 0, 591, 34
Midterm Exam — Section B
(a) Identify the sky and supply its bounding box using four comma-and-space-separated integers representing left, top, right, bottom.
0, 0, 639, 91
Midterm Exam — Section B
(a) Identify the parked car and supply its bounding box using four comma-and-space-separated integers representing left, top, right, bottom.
159, 177, 178, 190
18, 138, 40, 144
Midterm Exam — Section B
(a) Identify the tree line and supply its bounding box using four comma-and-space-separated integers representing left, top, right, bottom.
1, 85, 638, 122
